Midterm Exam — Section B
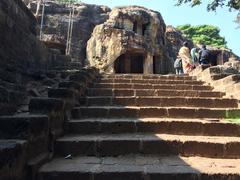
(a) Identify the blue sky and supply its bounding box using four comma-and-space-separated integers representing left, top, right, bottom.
83, 0, 240, 56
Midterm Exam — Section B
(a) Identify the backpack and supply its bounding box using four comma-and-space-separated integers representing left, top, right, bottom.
174, 58, 182, 68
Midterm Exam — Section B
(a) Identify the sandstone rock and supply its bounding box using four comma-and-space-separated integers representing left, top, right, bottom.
224, 56, 240, 71
87, 6, 173, 74
28, 1, 111, 66
165, 25, 194, 59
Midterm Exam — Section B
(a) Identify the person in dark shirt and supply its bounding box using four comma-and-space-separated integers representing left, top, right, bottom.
198, 44, 211, 65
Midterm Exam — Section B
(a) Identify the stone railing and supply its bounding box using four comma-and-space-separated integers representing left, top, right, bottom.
0, 67, 99, 180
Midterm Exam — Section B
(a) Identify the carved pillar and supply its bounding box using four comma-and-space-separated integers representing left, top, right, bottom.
144, 53, 153, 74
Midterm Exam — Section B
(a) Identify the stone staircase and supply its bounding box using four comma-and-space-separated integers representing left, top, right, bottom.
38, 74, 240, 180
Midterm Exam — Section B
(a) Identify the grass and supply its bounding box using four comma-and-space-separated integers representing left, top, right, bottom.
226, 118, 240, 124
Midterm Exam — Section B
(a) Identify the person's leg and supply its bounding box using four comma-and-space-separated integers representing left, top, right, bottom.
176, 68, 179, 75
179, 68, 184, 74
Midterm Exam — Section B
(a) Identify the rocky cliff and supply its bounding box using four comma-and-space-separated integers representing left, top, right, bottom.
27, 1, 111, 66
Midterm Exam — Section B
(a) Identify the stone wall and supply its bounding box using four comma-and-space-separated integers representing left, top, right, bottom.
190, 57, 240, 100
0, 0, 52, 115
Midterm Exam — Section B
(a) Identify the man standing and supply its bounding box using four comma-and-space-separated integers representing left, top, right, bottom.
199, 44, 211, 65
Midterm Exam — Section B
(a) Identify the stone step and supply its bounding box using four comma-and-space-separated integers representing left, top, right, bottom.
101, 74, 194, 80
71, 106, 240, 119
93, 83, 213, 90
78, 96, 238, 108
67, 118, 240, 137
0, 115, 49, 139
98, 78, 204, 85
55, 133, 240, 158
87, 88, 225, 97
38, 155, 240, 180
0, 140, 28, 180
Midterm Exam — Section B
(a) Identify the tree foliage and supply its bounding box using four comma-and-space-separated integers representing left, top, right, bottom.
175, 0, 240, 11
177, 24, 227, 48
175, 0, 240, 27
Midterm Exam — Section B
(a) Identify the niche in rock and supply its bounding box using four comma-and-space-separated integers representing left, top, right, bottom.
114, 53, 144, 73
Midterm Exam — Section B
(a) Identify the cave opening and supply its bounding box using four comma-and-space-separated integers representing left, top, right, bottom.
114, 53, 144, 73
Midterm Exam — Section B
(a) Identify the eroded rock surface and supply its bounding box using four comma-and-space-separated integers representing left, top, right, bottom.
27, 1, 111, 65
87, 6, 174, 74
165, 25, 194, 59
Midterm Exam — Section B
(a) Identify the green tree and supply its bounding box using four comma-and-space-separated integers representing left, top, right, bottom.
175, 0, 240, 26
175, 0, 240, 11
176, 24, 228, 48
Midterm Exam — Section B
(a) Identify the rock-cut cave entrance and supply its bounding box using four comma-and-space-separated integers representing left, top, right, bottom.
114, 53, 144, 73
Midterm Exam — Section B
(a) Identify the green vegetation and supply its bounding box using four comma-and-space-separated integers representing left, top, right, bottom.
175, 0, 240, 11
176, 24, 227, 48
225, 110, 240, 124
227, 118, 240, 124
175, 0, 240, 26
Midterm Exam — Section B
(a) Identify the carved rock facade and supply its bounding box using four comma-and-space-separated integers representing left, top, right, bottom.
87, 6, 174, 74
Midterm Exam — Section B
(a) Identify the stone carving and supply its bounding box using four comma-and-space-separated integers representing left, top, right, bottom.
87, 6, 173, 74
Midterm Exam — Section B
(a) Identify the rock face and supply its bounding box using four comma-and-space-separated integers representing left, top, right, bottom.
0, 0, 51, 115
28, 1, 111, 66
87, 6, 174, 74
165, 25, 194, 59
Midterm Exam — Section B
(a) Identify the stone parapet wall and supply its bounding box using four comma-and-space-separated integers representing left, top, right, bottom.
190, 58, 240, 100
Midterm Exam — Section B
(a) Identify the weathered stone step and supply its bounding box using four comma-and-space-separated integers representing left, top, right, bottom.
87, 88, 225, 97
0, 115, 49, 135
98, 78, 203, 85
101, 74, 194, 80
78, 96, 238, 108
68, 118, 240, 137
71, 106, 240, 119
0, 140, 28, 180
55, 133, 240, 158
93, 83, 213, 90
38, 155, 240, 180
